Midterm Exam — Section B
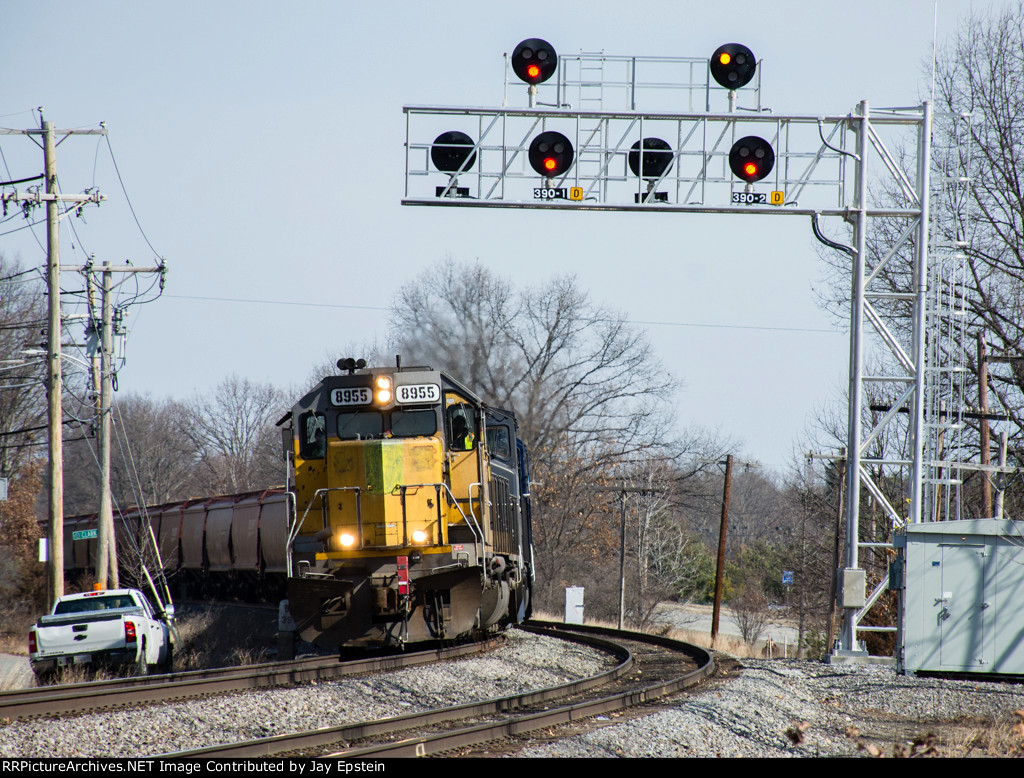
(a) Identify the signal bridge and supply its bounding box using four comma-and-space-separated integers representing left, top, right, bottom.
403, 103, 925, 217
402, 38, 939, 663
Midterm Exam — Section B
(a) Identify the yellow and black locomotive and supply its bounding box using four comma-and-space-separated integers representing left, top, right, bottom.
280, 359, 534, 649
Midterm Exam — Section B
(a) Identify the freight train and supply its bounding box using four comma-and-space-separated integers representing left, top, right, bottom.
59, 361, 535, 650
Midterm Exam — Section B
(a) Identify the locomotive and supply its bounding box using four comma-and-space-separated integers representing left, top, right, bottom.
279, 359, 535, 649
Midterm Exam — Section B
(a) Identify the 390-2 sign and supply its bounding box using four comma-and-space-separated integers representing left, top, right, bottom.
731, 191, 767, 205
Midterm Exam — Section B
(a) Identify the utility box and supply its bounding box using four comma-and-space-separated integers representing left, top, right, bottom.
564, 587, 584, 625
900, 519, 1024, 675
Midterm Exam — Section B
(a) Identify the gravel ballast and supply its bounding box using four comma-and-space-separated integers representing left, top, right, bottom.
3, 630, 1023, 758
515, 658, 1024, 757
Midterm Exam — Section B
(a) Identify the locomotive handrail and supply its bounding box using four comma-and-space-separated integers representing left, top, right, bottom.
289, 482, 485, 562
396, 481, 484, 549
286, 487, 362, 577
467, 482, 490, 558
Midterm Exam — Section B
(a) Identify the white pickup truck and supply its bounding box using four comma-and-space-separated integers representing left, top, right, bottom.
29, 588, 174, 678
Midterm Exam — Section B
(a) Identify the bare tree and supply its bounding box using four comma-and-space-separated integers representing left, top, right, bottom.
730, 585, 771, 647
390, 259, 674, 463
63, 393, 205, 514
0, 258, 46, 478
109, 394, 201, 507
183, 375, 288, 495
815, 4, 1024, 518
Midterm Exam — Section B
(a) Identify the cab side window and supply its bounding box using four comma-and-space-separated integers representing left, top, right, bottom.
486, 426, 511, 460
299, 412, 326, 459
445, 399, 476, 451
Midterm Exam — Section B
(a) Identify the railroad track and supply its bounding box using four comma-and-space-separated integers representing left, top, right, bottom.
0, 640, 497, 721
161, 621, 715, 758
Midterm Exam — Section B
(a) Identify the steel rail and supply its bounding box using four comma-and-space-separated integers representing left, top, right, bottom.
0, 640, 497, 721
160, 622, 714, 759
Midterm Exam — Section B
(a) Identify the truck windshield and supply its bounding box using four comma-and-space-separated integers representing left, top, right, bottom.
54, 595, 137, 614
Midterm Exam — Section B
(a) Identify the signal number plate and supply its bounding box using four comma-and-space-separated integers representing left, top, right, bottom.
396, 383, 441, 404
732, 192, 767, 205
534, 187, 567, 200
331, 387, 371, 406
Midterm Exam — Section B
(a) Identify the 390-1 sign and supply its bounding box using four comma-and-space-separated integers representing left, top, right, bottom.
533, 188, 567, 200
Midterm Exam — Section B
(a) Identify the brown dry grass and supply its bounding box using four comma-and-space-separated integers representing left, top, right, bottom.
531, 608, 764, 658
0, 608, 36, 656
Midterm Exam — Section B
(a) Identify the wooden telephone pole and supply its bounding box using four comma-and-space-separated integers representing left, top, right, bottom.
1, 117, 108, 608
84, 260, 165, 590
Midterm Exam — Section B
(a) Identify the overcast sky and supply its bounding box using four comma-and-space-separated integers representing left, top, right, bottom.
1, 1, 1009, 473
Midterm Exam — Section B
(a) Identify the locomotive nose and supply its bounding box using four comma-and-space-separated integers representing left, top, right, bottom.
326, 438, 445, 549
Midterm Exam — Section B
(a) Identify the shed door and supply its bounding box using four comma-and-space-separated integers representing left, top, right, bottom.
937, 543, 992, 670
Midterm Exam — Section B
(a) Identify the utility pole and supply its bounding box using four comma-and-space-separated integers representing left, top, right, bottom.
2, 115, 107, 607
804, 448, 847, 653
82, 260, 165, 590
87, 261, 118, 588
591, 482, 662, 630
710, 454, 733, 646
827, 451, 846, 654
43, 121, 64, 609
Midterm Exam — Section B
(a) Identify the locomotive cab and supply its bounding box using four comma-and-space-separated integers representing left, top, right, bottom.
280, 363, 533, 649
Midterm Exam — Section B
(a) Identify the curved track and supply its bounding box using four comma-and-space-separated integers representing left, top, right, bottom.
161, 621, 715, 758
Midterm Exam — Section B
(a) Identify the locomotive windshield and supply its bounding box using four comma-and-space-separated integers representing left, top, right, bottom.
391, 409, 437, 437
337, 412, 384, 440
335, 409, 439, 440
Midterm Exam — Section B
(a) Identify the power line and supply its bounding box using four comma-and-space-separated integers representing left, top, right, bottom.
163, 293, 842, 334
105, 134, 162, 259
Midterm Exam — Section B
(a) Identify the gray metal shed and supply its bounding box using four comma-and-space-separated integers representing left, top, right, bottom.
900, 519, 1024, 675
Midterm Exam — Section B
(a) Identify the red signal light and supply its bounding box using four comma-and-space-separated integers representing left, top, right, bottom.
528, 131, 574, 177
728, 136, 775, 184
512, 38, 558, 85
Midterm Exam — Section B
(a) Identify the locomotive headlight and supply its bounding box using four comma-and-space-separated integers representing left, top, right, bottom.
411, 529, 428, 544
339, 532, 356, 548
375, 376, 393, 404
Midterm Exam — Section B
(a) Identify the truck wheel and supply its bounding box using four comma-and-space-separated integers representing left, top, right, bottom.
134, 640, 149, 677
159, 643, 174, 674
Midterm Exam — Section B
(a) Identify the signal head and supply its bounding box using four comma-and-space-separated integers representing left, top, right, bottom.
528, 131, 574, 178
710, 43, 757, 90
729, 136, 775, 183
430, 131, 477, 174
628, 137, 674, 179
512, 38, 558, 85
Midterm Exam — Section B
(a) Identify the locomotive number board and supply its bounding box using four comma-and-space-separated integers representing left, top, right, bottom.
396, 384, 441, 404
331, 387, 372, 406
